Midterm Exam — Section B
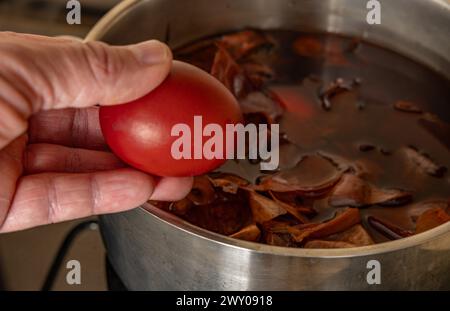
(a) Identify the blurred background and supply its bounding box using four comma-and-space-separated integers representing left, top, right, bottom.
0, 0, 119, 36
0, 0, 121, 291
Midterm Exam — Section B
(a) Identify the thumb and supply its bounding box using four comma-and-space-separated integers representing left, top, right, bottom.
0, 32, 172, 148
72, 39, 173, 107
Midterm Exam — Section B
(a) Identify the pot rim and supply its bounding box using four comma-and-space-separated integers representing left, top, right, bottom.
85, 0, 140, 42
141, 202, 450, 258
89, 0, 450, 258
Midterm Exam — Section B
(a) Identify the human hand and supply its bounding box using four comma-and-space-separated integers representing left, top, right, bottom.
0, 32, 193, 233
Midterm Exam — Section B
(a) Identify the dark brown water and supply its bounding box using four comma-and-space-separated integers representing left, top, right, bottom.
175, 30, 450, 243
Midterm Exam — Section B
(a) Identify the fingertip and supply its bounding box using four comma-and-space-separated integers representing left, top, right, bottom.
150, 176, 194, 202
133, 41, 173, 97
77, 40, 173, 107
94, 168, 156, 213
111, 40, 173, 104
129, 40, 172, 66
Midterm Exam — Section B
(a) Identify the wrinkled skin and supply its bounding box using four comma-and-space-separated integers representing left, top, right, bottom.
0, 32, 193, 233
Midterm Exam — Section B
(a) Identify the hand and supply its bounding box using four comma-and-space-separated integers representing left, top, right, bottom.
0, 32, 193, 233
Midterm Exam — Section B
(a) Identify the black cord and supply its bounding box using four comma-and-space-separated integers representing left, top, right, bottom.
41, 220, 99, 291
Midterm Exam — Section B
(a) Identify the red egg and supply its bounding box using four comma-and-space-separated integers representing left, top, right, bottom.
99, 60, 242, 177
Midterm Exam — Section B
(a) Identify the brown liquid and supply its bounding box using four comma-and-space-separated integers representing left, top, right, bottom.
175, 30, 450, 243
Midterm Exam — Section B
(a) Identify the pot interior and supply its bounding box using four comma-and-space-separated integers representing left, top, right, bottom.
88, 0, 450, 78
88, 0, 450, 254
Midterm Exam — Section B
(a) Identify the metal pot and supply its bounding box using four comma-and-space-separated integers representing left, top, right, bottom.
87, 0, 450, 290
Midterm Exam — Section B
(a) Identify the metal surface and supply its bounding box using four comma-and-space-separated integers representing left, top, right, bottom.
88, 0, 450, 290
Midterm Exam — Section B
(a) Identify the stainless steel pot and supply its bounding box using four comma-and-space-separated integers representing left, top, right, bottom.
87, 0, 450, 290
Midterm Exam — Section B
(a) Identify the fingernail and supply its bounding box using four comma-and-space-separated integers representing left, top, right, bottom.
131, 40, 171, 65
